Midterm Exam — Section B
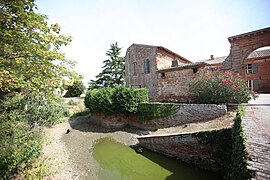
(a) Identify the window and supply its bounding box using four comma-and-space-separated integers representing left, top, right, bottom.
247, 80, 253, 90
161, 72, 165, 78
246, 63, 258, 74
144, 59, 150, 74
193, 68, 198, 73
133, 62, 137, 76
247, 79, 259, 91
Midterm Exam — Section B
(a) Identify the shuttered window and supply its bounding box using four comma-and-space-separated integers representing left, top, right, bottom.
253, 79, 259, 91
252, 63, 258, 73
246, 63, 258, 74
144, 59, 150, 74
247, 79, 259, 91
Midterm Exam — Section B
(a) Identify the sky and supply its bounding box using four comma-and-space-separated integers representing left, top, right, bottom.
36, 0, 270, 86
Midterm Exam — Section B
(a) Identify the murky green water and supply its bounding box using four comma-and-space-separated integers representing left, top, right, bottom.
93, 138, 221, 180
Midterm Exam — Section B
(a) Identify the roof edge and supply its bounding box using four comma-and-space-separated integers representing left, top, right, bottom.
228, 27, 270, 41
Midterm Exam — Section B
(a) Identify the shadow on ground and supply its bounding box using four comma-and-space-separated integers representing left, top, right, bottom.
68, 115, 149, 135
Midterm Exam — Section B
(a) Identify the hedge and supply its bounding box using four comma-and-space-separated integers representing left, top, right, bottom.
84, 86, 148, 114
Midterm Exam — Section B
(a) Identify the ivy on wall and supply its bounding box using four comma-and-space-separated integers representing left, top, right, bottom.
137, 103, 180, 121
227, 107, 255, 179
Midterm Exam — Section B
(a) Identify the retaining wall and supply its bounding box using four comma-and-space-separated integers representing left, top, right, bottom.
138, 129, 232, 174
90, 104, 227, 130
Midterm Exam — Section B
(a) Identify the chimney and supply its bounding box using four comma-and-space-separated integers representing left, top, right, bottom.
210, 55, 214, 60
171, 60, 178, 67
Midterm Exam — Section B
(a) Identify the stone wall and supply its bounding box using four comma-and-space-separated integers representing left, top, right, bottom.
138, 129, 232, 174
89, 104, 227, 131
125, 44, 158, 100
157, 69, 194, 102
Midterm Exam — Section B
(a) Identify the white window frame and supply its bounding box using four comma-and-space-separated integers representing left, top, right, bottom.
247, 80, 253, 90
246, 64, 252, 74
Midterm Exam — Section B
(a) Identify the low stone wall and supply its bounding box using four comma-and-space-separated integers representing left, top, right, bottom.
90, 112, 127, 128
89, 104, 227, 130
130, 104, 227, 130
138, 129, 232, 174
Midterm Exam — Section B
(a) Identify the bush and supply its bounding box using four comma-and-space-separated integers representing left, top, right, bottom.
64, 81, 85, 97
0, 120, 42, 179
0, 93, 67, 126
84, 86, 148, 114
0, 93, 68, 178
190, 70, 256, 104
227, 107, 255, 179
137, 102, 180, 121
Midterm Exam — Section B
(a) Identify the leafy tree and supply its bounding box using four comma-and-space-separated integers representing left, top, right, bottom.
0, 0, 76, 97
64, 79, 86, 97
88, 42, 125, 89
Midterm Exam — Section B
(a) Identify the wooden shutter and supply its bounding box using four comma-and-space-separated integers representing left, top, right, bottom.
252, 63, 258, 73
253, 79, 259, 91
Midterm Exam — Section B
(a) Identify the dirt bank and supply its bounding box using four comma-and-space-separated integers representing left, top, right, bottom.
42, 116, 144, 179
42, 110, 235, 179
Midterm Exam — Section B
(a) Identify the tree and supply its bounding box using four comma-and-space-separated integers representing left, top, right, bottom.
0, 0, 76, 97
64, 75, 86, 97
88, 42, 125, 89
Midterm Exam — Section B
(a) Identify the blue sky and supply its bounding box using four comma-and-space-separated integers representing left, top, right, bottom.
36, 0, 270, 85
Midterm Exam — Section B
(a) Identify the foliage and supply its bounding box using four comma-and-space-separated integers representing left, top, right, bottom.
64, 80, 85, 97
137, 102, 180, 121
84, 86, 148, 114
0, 93, 67, 127
113, 86, 149, 113
190, 70, 256, 104
67, 99, 78, 106
69, 108, 90, 119
195, 129, 232, 175
0, 120, 42, 179
0, 93, 67, 179
88, 42, 125, 89
0, 0, 77, 97
227, 106, 255, 179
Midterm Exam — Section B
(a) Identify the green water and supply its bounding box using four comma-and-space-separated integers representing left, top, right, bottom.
93, 138, 221, 180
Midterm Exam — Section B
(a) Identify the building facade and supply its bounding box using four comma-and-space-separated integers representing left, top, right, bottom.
199, 49, 270, 93
244, 49, 270, 92
125, 44, 195, 101
125, 28, 270, 102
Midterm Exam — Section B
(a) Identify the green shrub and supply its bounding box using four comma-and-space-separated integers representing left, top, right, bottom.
0, 93, 67, 126
0, 119, 42, 179
227, 106, 255, 179
112, 86, 149, 113
137, 102, 180, 121
190, 70, 256, 104
0, 93, 68, 179
84, 86, 148, 114
64, 81, 85, 97
67, 99, 78, 106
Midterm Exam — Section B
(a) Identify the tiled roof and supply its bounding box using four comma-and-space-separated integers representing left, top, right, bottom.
198, 56, 227, 65
157, 62, 208, 73
197, 49, 270, 64
247, 49, 270, 59
131, 43, 191, 63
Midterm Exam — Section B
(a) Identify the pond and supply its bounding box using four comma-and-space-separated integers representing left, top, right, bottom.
93, 138, 222, 180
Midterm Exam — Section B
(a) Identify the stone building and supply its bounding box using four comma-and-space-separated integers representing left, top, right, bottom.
125, 43, 206, 102
125, 28, 270, 102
